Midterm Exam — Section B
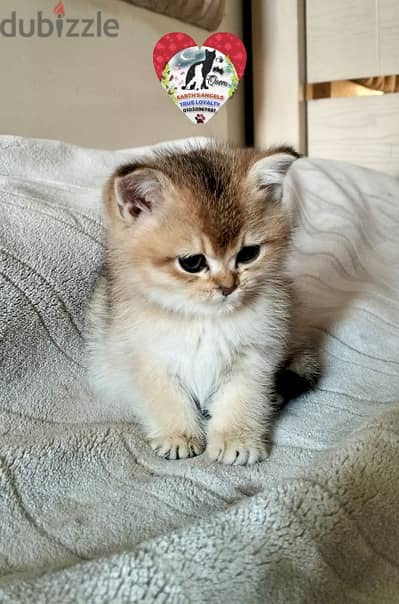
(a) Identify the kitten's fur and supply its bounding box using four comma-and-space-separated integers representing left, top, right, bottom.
87, 144, 319, 465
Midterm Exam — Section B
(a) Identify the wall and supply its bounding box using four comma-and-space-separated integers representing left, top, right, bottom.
0, 0, 244, 149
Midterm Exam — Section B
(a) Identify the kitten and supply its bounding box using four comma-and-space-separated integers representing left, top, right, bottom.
87, 143, 319, 465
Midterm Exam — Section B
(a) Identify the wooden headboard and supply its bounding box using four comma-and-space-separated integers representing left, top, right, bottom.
252, 0, 399, 176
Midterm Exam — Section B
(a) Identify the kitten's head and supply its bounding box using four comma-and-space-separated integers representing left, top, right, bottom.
104, 144, 298, 316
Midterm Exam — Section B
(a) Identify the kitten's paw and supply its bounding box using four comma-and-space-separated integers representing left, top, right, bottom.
207, 432, 269, 465
150, 434, 205, 460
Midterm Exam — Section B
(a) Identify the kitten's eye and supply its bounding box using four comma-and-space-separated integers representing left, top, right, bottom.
178, 254, 208, 273
236, 245, 261, 265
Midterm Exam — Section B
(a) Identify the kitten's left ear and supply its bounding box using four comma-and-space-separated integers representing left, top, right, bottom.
248, 151, 298, 202
112, 168, 167, 224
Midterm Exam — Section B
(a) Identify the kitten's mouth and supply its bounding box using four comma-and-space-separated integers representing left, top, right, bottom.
208, 290, 241, 310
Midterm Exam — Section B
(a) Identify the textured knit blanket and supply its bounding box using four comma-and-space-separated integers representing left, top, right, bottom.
0, 135, 398, 603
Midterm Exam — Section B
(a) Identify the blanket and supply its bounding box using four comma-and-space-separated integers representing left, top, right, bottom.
0, 135, 398, 603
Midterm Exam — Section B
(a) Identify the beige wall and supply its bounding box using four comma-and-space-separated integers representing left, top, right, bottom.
0, 0, 244, 148
252, 0, 306, 154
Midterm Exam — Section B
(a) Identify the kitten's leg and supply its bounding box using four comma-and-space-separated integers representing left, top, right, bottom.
134, 362, 205, 460
207, 350, 273, 465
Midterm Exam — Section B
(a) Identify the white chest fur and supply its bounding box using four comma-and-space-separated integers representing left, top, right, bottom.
121, 300, 274, 408
152, 319, 235, 406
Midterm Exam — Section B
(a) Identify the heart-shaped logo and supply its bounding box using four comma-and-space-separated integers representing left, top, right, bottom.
153, 32, 247, 124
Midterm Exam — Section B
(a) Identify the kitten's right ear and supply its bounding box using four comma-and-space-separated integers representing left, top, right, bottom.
249, 149, 299, 202
112, 168, 165, 223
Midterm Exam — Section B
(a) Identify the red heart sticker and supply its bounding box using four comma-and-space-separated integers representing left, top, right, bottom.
153, 32, 247, 125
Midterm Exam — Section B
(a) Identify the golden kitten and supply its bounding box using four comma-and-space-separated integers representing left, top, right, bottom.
88, 143, 319, 464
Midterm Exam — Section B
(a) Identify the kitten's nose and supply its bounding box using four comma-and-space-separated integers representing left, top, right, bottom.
218, 284, 237, 297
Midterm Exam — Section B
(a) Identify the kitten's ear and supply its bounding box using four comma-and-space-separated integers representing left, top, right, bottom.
113, 168, 166, 223
249, 151, 298, 202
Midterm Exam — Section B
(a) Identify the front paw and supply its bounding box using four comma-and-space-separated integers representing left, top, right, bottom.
149, 434, 205, 460
207, 431, 269, 465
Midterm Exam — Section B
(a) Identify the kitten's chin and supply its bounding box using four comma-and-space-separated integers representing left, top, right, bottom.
141, 287, 243, 317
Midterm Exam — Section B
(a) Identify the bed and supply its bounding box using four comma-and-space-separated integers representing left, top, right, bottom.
0, 135, 398, 602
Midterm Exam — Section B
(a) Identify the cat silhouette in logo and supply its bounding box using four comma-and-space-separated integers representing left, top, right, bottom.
183, 49, 216, 90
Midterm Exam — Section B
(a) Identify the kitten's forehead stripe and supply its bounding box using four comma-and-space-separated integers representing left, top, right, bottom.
156, 146, 250, 252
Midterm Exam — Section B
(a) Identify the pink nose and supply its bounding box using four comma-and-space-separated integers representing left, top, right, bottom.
218, 284, 236, 297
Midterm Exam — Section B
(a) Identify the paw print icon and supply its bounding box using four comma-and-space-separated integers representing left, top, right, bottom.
195, 113, 206, 124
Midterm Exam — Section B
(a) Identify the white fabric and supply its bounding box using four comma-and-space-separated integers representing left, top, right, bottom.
0, 135, 398, 603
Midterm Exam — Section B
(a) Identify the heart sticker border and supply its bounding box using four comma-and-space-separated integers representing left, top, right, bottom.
153, 32, 247, 124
